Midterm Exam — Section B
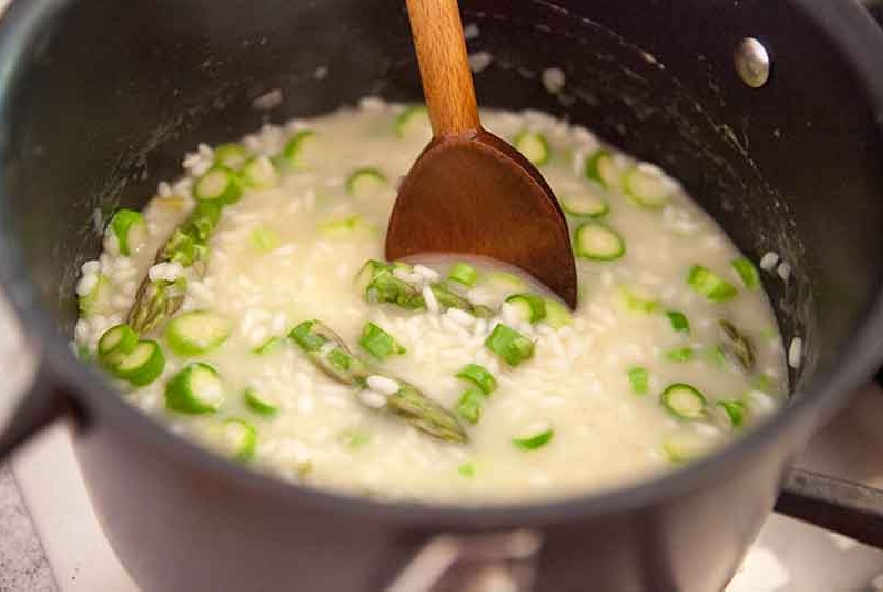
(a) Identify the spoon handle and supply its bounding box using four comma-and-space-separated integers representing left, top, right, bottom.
405, 0, 480, 137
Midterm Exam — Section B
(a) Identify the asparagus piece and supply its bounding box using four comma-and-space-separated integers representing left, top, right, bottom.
356, 260, 494, 317
127, 201, 222, 334
289, 319, 467, 444
718, 319, 756, 372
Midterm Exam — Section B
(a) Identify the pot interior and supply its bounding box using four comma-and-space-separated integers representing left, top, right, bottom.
1, 0, 882, 401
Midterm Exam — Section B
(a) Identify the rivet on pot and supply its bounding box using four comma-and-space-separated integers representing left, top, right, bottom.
734, 37, 770, 88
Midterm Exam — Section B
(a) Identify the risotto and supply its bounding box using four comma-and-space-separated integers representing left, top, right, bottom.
73, 99, 787, 502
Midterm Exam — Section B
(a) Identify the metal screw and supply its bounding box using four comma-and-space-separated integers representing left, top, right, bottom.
734, 37, 770, 88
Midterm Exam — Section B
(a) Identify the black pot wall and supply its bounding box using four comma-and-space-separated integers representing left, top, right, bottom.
0, 0, 881, 591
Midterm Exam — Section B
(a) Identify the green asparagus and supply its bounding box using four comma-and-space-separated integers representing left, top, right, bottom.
289, 319, 467, 444
127, 201, 223, 334
718, 319, 756, 372
355, 259, 493, 317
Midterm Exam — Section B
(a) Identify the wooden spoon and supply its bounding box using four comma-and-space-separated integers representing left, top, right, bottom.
385, 0, 578, 308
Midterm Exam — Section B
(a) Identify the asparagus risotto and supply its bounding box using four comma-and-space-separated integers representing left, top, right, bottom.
74, 99, 788, 502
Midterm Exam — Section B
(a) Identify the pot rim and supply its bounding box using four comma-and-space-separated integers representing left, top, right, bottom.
1, 0, 882, 528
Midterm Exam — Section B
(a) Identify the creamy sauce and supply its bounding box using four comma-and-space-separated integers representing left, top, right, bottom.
75, 99, 787, 503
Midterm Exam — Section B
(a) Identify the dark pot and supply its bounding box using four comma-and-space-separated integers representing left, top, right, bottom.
0, 0, 882, 590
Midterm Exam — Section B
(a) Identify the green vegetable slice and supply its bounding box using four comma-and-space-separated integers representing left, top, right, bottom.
213, 143, 249, 170
251, 227, 281, 252
108, 209, 146, 256
79, 273, 112, 317
277, 130, 317, 169
113, 339, 165, 386
455, 363, 497, 395
513, 131, 550, 166
688, 265, 738, 302
718, 319, 756, 372
346, 167, 387, 198
627, 366, 649, 395
98, 323, 139, 367
544, 299, 572, 328
560, 190, 609, 218
395, 105, 431, 139
485, 324, 535, 367
716, 400, 747, 428
194, 166, 242, 205
574, 221, 625, 261
486, 271, 526, 292
619, 286, 659, 314
241, 155, 279, 188
318, 215, 371, 235
504, 293, 547, 324
339, 429, 371, 449
165, 362, 225, 415
457, 462, 476, 478
164, 311, 231, 357
358, 322, 406, 360
623, 164, 673, 208
584, 149, 621, 189
222, 418, 257, 461
513, 422, 555, 451
243, 387, 279, 417
252, 336, 288, 355
665, 347, 696, 363
660, 383, 707, 420
663, 430, 713, 464
455, 387, 485, 425
448, 262, 478, 287
666, 310, 690, 334
731, 256, 760, 290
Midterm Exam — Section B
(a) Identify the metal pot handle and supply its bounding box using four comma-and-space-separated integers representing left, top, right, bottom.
774, 370, 883, 548
776, 468, 883, 548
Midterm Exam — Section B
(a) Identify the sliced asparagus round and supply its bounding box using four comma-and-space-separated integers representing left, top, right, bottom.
165, 362, 225, 415
78, 273, 112, 318
543, 298, 572, 328
108, 209, 146, 256
688, 265, 738, 302
513, 421, 555, 451
395, 105, 431, 139
213, 143, 249, 170
241, 155, 279, 189
574, 221, 626, 261
164, 311, 231, 357
455, 363, 497, 395
623, 163, 674, 208
243, 387, 279, 417
666, 310, 690, 334
113, 339, 165, 386
98, 323, 139, 367
455, 387, 485, 425
485, 323, 535, 367
222, 418, 257, 460
346, 167, 387, 198
513, 131, 550, 166
358, 322, 406, 360
505, 293, 547, 324
560, 191, 609, 218
194, 166, 242, 205
731, 256, 760, 290
660, 383, 707, 420
277, 130, 317, 169
447, 262, 478, 287
627, 366, 649, 395
584, 149, 621, 190
251, 227, 281, 252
